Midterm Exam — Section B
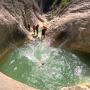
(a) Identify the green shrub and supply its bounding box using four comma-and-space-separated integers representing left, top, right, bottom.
61, 0, 71, 8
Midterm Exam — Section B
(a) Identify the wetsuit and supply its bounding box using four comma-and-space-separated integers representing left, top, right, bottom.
36, 25, 39, 35
42, 28, 47, 38
28, 24, 30, 31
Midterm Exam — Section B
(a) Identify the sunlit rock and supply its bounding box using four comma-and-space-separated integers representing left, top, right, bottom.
61, 83, 90, 90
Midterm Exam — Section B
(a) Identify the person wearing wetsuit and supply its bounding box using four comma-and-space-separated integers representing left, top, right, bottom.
36, 24, 39, 36
41, 26, 47, 39
33, 25, 36, 35
27, 24, 30, 31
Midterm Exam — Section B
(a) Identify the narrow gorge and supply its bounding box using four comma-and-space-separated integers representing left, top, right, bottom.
0, 0, 90, 90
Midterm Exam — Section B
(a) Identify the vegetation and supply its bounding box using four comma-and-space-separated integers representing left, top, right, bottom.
51, 0, 71, 9
61, 0, 71, 8
49, 0, 72, 17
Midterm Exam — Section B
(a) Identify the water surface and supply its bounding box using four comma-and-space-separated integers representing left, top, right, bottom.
0, 42, 90, 90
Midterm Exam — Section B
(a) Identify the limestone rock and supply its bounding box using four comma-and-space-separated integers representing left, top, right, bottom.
47, 0, 90, 53
61, 83, 90, 90
0, 0, 43, 53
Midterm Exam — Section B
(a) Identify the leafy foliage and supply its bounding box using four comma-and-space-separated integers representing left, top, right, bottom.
61, 0, 71, 8
51, 0, 71, 9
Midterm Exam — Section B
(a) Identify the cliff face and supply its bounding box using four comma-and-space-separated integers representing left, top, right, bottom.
47, 0, 90, 53
0, 0, 44, 53
0, 0, 42, 26
0, 0, 90, 53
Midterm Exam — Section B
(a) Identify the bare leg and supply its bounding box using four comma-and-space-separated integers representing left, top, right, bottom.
34, 30, 35, 35
36, 30, 38, 36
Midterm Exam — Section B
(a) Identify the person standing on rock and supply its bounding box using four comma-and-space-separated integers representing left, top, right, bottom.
41, 26, 47, 40
27, 24, 31, 32
33, 25, 36, 35
36, 24, 39, 36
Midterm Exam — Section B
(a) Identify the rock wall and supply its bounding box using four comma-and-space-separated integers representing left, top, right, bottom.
0, 0, 44, 53
47, 0, 90, 53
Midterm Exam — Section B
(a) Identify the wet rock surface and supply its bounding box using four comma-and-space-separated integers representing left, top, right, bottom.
47, 0, 90, 53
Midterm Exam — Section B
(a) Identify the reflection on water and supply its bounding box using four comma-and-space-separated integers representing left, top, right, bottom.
0, 42, 90, 90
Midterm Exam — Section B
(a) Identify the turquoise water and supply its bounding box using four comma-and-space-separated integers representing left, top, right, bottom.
0, 41, 90, 90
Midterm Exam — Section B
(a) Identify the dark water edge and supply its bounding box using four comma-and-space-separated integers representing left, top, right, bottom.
72, 51, 90, 67
72, 51, 90, 76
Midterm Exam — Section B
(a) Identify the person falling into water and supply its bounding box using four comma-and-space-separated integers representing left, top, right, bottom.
41, 26, 47, 40
37, 61, 45, 66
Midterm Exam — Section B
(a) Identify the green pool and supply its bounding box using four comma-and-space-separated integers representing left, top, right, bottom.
0, 41, 90, 90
